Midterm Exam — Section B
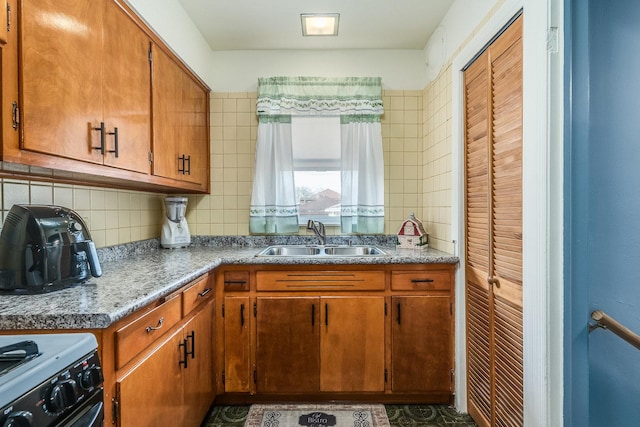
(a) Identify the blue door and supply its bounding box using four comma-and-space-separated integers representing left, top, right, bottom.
566, 0, 640, 425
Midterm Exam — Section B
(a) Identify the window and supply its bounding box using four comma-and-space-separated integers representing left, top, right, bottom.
291, 116, 341, 225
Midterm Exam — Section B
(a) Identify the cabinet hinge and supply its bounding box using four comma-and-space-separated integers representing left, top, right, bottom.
221, 303, 225, 317
111, 397, 119, 425
253, 369, 257, 384
11, 101, 19, 130
253, 302, 257, 317
384, 369, 388, 383
148, 46, 153, 63
148, 151, 153, 165
222, 370, 225, 384
6, 4, 10, 33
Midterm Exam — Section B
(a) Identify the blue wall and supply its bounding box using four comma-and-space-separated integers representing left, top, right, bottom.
567, 0, 640, 425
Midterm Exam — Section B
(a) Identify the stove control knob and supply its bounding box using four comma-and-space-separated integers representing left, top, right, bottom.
47, 379, 79, 412
2, 411, 33, 427
80, 366, 103, 389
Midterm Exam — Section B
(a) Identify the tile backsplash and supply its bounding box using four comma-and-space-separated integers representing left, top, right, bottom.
0, 83, 455, 253
0, 180, 164, 248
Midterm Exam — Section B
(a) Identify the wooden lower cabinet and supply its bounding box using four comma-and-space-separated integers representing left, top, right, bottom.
255, 296, 384, 394
217, 264, 454, 402
320, 296, 385, 392
117, 327, 184, 426
223, 296, 251, 393
116, 300, 214, 427
391, 296, 453, 393
256, 297, 320, 393
183, 302, 215, 427
109, 274, 215, 427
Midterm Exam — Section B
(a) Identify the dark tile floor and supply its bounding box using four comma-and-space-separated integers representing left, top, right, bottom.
203, 404, 477, 427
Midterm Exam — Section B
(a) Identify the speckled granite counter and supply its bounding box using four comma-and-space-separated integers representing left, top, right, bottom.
0, 236, 458, 330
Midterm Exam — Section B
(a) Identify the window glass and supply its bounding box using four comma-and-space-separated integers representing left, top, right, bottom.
291, 116, 341, 225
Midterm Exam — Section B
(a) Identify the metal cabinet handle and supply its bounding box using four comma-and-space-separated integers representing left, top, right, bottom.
179, 339, 188, 368
397, 303, 401, 325
186, 331, 195, 359
240, 303, 245, 327
311, 304, 315, 327
325, 303, 329, 327
145, 317, 164, 333
197, 288, 212, 297
185, 155, 191, 175
107, 127, 118, 158
92, 122, 105, 155
411, 278, 434, 284
224, 280, 247, 286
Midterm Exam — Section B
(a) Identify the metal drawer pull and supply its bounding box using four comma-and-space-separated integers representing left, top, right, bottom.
411, 278, 434, 283
145, 317, 164, 333
240, 304, 245, 327
197, 288, 212, 297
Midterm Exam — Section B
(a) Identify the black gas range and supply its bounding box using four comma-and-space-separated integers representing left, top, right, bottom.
0, 333, 103, 427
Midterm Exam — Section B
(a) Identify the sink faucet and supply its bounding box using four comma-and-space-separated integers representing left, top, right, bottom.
306, 220, 326, 246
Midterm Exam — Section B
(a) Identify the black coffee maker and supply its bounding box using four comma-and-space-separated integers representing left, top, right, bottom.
0, 205, 102, 294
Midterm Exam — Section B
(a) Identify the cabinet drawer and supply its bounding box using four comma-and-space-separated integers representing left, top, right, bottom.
223, 271, 250, 291
391, 270, 451, 291
257, 270, 385, 291
183, 275, 214, 316
115, 294, 182, 369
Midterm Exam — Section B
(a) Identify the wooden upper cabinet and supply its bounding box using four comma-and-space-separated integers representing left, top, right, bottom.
101, 0, 151, 173
19, 0, 105, 164
0, 0, 7, 45
19, 0, 151, 173
152, 45, 209, 188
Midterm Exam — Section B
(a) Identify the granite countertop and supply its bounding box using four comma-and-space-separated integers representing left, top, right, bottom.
0, 236, 458, 330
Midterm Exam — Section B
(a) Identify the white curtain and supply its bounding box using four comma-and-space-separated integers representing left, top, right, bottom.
251, 77, 385, 235
249, 118, 299, 234
340, 119, 385, 234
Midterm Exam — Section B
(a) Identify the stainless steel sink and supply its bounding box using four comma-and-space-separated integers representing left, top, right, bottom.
255, 245, 386, 257
257, 245, 322, 256
323, 246, 386, 256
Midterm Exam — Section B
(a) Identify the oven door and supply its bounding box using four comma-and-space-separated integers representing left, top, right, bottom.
56, 388, 104, 427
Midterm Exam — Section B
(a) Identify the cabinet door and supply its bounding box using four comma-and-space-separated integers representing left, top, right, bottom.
20, 0, 104, 164
151, 45, 208, 186
183, 302, 215, 427
320, 296, 385, 392
391, 296, 452, 392
223, 296, 251, 392
117, 328, 184, 426
102, 0, 151, 173
0, 0, 7, 45
256, 297, 320, 393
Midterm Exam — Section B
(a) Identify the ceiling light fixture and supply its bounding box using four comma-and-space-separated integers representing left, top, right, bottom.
301, 13, 340, 37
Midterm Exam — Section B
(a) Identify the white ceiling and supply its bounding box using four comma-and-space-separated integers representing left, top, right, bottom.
176, 0, 455, 51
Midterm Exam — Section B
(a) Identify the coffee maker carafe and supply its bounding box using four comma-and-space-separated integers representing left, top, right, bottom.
161, 196, 191, 248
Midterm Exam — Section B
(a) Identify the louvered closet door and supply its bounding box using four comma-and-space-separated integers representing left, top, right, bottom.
464, 14, 523, 427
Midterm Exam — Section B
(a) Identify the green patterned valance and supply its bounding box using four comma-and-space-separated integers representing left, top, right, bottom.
257, 76, 384, 117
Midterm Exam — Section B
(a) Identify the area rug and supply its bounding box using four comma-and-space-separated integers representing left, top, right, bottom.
244, 404, 390, 427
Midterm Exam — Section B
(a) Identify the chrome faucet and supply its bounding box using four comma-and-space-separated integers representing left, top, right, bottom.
306, 220, 326, 246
